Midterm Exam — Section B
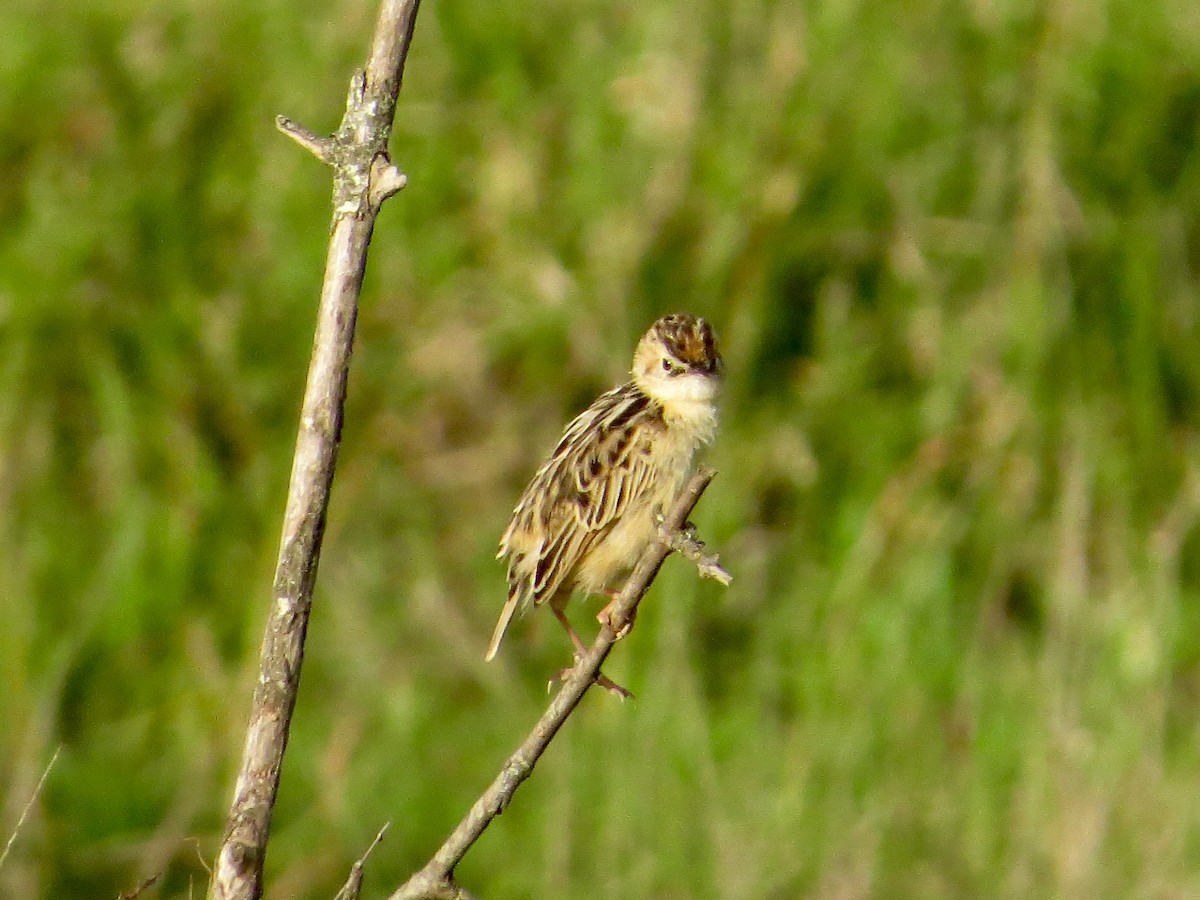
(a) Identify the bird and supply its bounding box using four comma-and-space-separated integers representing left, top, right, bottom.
486, 313, 722, 694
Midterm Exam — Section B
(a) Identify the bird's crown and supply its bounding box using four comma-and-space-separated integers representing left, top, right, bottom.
647, 313, 721, 373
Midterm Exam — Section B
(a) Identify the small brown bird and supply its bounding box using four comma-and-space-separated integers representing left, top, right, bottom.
487, 313, 723, 687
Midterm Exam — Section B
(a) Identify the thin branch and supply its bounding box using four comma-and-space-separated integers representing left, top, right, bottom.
209, 2, 422, 899
334, 823, 390, 900
0, 745, 60, 871
118, 873, 161, 900
388, 467, 723, 900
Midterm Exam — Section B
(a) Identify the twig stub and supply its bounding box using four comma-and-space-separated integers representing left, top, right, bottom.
275, 115, 336, 165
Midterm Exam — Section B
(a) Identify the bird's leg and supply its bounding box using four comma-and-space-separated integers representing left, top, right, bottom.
550, 602, 632, 700
551, 603, 589, 656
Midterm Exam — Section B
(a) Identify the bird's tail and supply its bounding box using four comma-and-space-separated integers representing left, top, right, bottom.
484, 587, 522, 661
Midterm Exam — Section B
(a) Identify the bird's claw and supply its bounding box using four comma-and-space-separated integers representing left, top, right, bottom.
550, 659, 633, 701
597, 595, 635, 640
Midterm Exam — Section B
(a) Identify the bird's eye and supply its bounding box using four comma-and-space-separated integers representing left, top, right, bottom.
661, 358, 680, 375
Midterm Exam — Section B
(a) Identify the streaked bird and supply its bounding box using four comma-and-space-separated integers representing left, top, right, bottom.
487, 313, 722, 693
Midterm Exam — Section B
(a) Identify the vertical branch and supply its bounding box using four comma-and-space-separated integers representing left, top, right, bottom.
209, 2, 422, 898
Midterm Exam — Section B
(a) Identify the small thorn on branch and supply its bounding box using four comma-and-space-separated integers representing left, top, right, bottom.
276, 115, 337, 164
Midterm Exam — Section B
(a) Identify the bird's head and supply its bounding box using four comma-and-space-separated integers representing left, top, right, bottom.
631, 313, 723, 407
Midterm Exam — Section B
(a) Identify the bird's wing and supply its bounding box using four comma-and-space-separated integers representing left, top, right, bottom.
500, 382, 663, 609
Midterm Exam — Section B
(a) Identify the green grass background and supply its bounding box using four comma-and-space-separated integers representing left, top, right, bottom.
4, 0, 1200, 896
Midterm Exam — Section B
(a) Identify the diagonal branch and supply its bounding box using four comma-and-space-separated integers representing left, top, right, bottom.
388, 466, 724, 900
209, 2, 422, 899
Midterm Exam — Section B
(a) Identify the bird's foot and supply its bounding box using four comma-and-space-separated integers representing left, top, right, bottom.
597, 592, 636, 640
550, 659, 633, 701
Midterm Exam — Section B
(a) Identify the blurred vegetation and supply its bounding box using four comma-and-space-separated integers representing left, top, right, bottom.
3, 0, 1200, 896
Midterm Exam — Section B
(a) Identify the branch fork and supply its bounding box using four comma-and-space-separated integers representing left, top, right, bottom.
276, 68, 409, 218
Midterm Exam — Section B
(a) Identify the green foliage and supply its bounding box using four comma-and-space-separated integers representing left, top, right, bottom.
3, 0, 1200, 896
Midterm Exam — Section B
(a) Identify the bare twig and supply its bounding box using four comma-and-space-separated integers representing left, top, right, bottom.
0, 745, 60, 871
388, 467, 723, 900
209, 2, 422, 899
334, 823, 390, 900
118, 873, 161, 900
